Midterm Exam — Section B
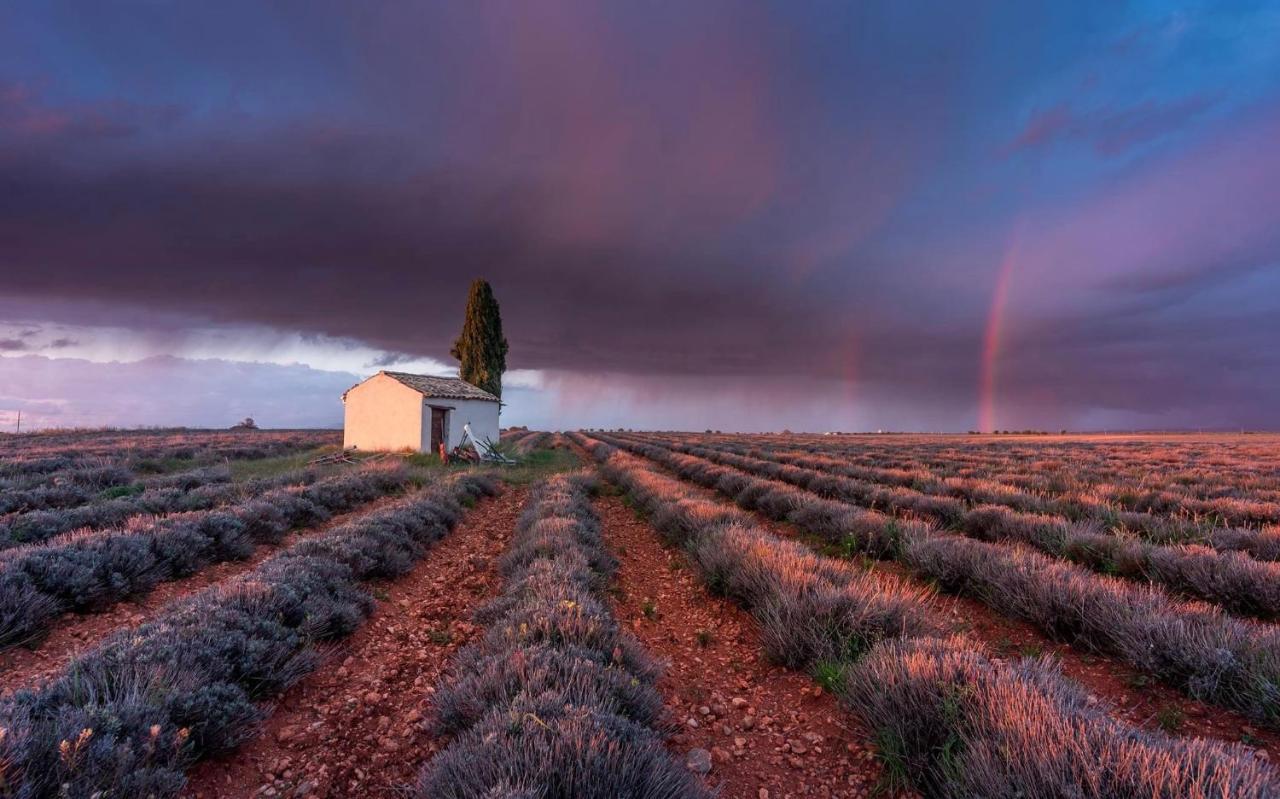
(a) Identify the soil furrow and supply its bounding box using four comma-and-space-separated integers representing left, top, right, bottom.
607, 438, 1280, 757
180, 486, 524, 799
597, 491, 899, 799
0, 493, 412, 696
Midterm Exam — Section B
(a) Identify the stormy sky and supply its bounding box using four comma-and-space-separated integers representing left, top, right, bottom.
2, 1, 1279, 432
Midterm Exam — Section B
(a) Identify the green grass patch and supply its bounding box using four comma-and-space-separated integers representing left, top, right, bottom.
1125, 672, 1151, 689
495, 447, 583, 484
1018, 642, 1044, 658
1156, 704, 1186, 733
812, 660, 848, 693
99, 483, 145, 500
229, 446, 340, 481
400, 446, 581, 485
236, 445, 583, 491
870, 726, 914, 796
132, 456, 200, 475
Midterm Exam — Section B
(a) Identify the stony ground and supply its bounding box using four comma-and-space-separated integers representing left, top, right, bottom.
19, 442, 1269, 799
595, 491, 906, 799
1, 494, 411, 697
181, 486, 525, 799
617, 445, 1280, 758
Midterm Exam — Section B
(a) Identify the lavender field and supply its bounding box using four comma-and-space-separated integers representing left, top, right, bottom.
3, 429, 1280, 798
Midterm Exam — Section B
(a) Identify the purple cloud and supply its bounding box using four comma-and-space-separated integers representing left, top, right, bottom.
0, 1, 1277, 431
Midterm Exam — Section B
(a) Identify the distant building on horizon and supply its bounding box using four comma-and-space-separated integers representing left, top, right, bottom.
341, 371, 500, 453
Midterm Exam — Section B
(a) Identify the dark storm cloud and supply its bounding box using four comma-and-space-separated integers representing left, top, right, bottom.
365, 352, 423, 369
0, 150, 847, 376
2, 0, 1280, 430
0, 0, 959, 380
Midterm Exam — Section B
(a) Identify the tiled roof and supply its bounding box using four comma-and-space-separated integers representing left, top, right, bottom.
345, 371, 500, 403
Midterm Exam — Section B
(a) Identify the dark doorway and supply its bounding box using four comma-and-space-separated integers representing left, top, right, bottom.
429, 407, 447, 453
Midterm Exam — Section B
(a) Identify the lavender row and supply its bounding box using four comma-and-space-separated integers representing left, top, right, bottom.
0, 430, 333, 495
596, 434, 1280, 726
0, 464, 410, 649
0, 463, 134, 496
579, 437, 934, 675
846, 634, 1276, 797
0, 472, 497, 798
511, 430, 551, 456
577, 435, 1277, 798
417, 472, 702, 798
704, 432, 1280, 507
638, 435, 1280, 617
661, 434, 1277, 551
0, 465, 234, 519
0, 466, 323, 549
776, 435, 1280, 515
793, 438, 1280, 529
0, 428, 335, 465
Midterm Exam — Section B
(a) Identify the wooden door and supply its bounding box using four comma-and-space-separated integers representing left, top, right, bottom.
430, 408, 447, 453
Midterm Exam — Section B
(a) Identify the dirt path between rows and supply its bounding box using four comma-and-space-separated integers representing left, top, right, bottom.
768, 500, 1277, 749
597, 491, 903, 799
765, 517, 1280, 753
181, 486, 525, 799
914, 561, 1280, 752
0, 494, 413, 697
587, 439, 1280, 757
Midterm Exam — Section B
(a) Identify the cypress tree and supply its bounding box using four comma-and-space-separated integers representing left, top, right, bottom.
450, 278, 509, 398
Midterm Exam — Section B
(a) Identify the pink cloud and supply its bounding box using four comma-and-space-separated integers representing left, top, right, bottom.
0, 80, 181, 142
1002, 107, 1280, 317
1008, 103, 1073, 151
1006, 95, 1214, 156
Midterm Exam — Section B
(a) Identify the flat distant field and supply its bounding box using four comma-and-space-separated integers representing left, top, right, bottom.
5, 427, 1280, 798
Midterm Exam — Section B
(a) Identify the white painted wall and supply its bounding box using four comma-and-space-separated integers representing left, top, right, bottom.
342, 373, 422, 451
422, 397, 500, 451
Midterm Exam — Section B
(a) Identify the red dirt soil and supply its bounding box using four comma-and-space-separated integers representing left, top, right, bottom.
0, 494, 412, 697
770, 515, 1280, 756
181, 486, 525, 799
597, 492, 909, 799
592, 438, 1280, 758
923, 566, 1280, 754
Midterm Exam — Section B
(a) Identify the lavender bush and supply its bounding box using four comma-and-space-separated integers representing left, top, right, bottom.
0, 467, 313, 549
593, 434, 1280, 725
0, 472, 496, 798
846, 635, 1278, 798
626, 434, 1280, 618
581, 434, 1280, 797
417, 472, 702, 799
0, 465, 408, 649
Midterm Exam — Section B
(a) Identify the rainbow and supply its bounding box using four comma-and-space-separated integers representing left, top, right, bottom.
979, 230, 1021, 433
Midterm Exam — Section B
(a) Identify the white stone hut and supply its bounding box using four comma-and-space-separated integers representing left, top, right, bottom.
342, 371, 500, 453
